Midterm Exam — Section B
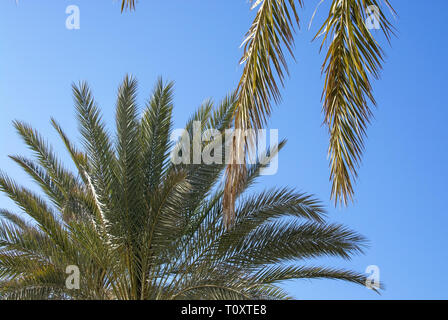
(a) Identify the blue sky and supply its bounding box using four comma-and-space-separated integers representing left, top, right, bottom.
0, 0, 447, 299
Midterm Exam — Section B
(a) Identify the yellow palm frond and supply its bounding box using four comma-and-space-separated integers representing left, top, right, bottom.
224, 0, 395, 225
224, 0, 303, 227
315, 0, 396, 205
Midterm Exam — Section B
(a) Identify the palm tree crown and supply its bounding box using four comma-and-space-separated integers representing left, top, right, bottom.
0, 76, 374, 299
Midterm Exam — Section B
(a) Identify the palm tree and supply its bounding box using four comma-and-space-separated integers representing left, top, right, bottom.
0, 76, 374, 299
120, 0, 396, 226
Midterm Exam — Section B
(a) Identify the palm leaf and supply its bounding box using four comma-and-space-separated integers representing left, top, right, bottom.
315, 0, 395, 205
224, 0, 302, 226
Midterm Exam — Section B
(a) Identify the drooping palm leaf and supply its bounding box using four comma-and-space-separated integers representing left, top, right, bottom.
315, 0, 395, 205
224, 0, 395, 224
224, 0, 302, 227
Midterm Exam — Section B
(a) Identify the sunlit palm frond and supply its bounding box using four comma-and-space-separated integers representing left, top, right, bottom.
224, 0, 302, 226
224, 0, 395, 223
315, 0, 395, 205
236, 0, 302, 130
141, 78, 174, 193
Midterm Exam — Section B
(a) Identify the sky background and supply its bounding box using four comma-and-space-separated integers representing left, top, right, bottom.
0, 0, 446, 299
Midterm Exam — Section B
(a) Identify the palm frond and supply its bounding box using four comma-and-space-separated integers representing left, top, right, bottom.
141, 77, 174, 193
236, 0, 302, 130
315, 0, 395, 205
224, 0, 302, 226
0, 210, 30, 230
251, 265, 381, 292
73, 81, 119, 227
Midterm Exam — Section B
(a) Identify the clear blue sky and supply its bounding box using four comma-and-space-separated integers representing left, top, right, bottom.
0, 0, 446, 299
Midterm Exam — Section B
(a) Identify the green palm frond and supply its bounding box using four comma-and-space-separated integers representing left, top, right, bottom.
316, 0, 395, 205
224, 0, 302, 225
0, 76, 378, 300
235, 0, 302, 130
